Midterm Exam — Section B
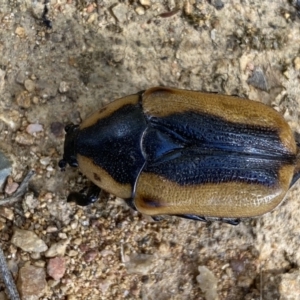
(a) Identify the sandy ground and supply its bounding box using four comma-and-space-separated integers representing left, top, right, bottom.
1, 0, 300, 299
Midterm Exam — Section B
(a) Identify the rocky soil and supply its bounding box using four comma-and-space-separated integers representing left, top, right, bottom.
1, 0, 300, 299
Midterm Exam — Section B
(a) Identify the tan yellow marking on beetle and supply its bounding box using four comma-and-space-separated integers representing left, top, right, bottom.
77, 155, 132, 199
134, 164, 294, 218
142, 87, 297, 154
80, 94, 140, 129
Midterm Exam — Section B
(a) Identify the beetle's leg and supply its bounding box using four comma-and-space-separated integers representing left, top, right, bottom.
152, 215, 166, 221
174, 214, 240, 226
174, 214, 207, 222
124, 198, 137, 211
290, 152, 300, 188
124, 199, 165, 221
67, 184, 101, 206
220, 218, 240, 226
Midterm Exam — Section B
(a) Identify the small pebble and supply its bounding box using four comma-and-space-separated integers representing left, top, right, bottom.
83, 249, 98, 263
135, 6, 145, 15
86, 4, 95, 13
40, 157, 51, 165
26, 123, 43, 134
4, 176, 19, 195
294, 57, 300, 70
0, 207, 14, 220
59, 81, 69, 93
47, 257, 66, 280
46, 226, 58, 233
45, 240, 69, 257
24, 79, 35, 92
139, 0, 151, 6
15, 132, 35, 145
17, 265, 47, 299
68, 250, 78, 257
50, 122, 64, 138
11, 228, 48, 252
15, 26, 26, 38
16, 71, 26, 84
196, 266, 218, 300
112, 3, 128, 23
247, 67, 269, 91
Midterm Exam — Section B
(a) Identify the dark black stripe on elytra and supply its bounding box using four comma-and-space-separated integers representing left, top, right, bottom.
141, 110, 296, 187
146, 110, 295, 159
76, 103, 147, 186
142, 148, 285, 186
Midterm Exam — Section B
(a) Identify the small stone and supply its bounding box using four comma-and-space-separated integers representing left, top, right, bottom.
70, 220, 78, 229
15, 26, 26, 38
16, 71, 26, 84
58, 81, 69, 93
16, 91, 31, 108
15, 132, 35, 145
33, 260, 46, 268
46, 165, 54, 172
83, 249, 98, 263
68, 250, 78, 257
58, 233, 68, 239
4, 177, 19, 195
46, 226, 58, 233
0, 207, 14, 220
247, 67, 269, 91
139, 0, 151, 6
17, 265, 47, 300
50, 122, 64, 138
11, 228, 48, 252
210, 0, 224, 10
86, 4, 95, 13
294, 57, 300, 71
26, 123, 43, 134
196, 266, 218, 300
135, 6, 145, 15
111, 3, 128, 23
47, 279, 59, 288
45, 240, 69, 257
283, 70, 290, 79
24, 79, 35, 92
87, 12, 98, 24
47, 257, 66, 280
40, 157, 51, 165
73, 238, 82, 245
32, 96, 39, 104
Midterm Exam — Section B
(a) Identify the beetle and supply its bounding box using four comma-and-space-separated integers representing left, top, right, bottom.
59, 86, 300, 225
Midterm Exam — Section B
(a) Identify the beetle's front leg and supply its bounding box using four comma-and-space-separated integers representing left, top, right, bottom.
67, 183, 101, 206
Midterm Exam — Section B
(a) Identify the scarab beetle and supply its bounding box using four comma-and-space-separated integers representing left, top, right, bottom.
59, 87, 300, 225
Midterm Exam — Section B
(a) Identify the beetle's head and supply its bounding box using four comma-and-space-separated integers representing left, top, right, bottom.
58, 124, 79, 171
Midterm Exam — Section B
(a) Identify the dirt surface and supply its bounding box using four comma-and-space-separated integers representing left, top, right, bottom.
1, 0, 300, 299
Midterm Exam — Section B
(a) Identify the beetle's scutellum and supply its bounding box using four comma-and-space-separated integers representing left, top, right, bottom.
59, 87, 300, 225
